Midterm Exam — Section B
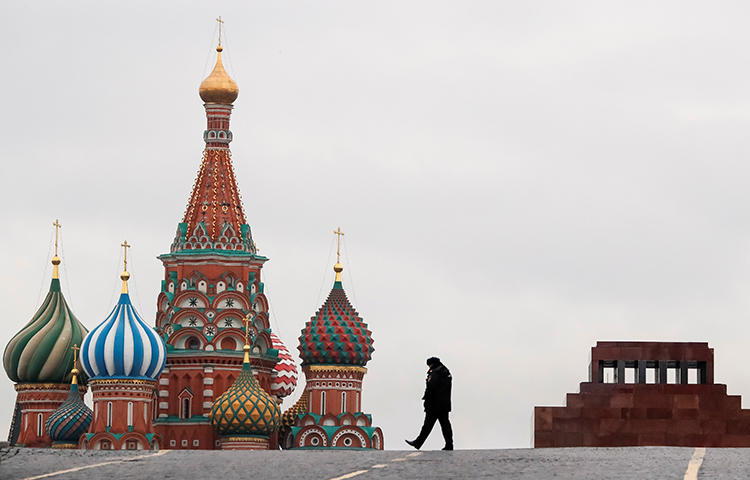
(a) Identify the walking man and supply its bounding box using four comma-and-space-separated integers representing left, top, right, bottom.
406, 356, 453, 450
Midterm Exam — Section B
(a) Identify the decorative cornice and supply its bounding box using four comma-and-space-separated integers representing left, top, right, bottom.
15, 383, 85, 392
222, 435, 268, 443
51, 442, 79, 449
304, 366, 367, 374
89, 379, 157, 386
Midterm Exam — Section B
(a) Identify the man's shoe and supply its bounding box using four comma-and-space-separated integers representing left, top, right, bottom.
405, 439, 420, 450
442, 445, 453, 450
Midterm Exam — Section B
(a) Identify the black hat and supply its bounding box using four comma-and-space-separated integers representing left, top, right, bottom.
426, 357, 440, 367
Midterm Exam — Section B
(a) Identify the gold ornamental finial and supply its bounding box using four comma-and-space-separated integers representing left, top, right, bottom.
199, 18, 239, 104
333, 227, 344, 282
52, 219, 62, 279
242, 313, 252, 363
71, 344, 80, 385
120, 240, 131, 294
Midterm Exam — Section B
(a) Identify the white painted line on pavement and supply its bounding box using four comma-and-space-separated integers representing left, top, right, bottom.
22, 450, 170, 480
683, 447, 706, 480
330, 451, 421, 479
328, 470, 369, 480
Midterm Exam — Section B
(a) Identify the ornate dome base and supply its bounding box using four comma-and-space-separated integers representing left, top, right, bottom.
219, 435, 269, 450
51, 441, 78, 449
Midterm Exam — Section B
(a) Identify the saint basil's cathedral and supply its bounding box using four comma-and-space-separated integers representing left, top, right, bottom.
3, 27, 384, 451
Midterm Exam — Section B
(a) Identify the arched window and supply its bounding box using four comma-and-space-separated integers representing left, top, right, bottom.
181, 397, 191, 419
37, 413, 43, 437
186, 337, 201, 350
321, 391, 326, 415
107, 402, 113, 428
220, 337, 237, 350
342, 392, 347, 412
144, 403, 148, 424
127, 401, 134, 426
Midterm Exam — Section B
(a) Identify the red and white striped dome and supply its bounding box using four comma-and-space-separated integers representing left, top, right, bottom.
270, 333, 298, 399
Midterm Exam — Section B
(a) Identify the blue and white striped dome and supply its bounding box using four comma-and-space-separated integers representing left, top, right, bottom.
80, 292, 166, 380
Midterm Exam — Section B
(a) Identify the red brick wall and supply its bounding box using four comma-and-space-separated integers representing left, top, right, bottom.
535, 382, 750, 447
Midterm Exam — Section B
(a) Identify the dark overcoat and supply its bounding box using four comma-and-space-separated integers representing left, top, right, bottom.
422, 363, 452, 413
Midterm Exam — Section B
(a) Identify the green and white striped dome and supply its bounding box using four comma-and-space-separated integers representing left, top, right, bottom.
3, 277, 88, 384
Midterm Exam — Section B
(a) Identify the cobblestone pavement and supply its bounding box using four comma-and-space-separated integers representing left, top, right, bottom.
2, 446, 745, 479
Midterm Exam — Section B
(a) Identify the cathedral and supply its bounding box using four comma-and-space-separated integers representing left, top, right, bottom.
3, 26, 383, 451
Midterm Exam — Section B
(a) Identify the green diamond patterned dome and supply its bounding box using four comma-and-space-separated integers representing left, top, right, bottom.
4, 278, 88, 384
210, 359, 281, 436
298, 281, 374, 366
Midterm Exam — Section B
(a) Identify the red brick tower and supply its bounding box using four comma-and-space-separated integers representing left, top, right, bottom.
153, 30, 282, 450
281, 230, 384, 450
79, 243, 167, 450
3, 220, 88, 447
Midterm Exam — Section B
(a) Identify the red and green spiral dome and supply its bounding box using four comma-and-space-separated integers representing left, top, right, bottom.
298, 278, 374, 367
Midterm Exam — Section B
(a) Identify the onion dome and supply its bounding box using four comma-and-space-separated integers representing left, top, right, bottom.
280, 390, 308, 429
270, 333, 298, 399
210, 340, 281, 436
46, 348, 92, 445
80, 245, 166, 380
298, 259, 374, 367
3, 227, 88, 384
199, 45, 239, 104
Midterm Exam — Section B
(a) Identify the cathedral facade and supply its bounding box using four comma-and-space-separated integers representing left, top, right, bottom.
4, 30, 383, 451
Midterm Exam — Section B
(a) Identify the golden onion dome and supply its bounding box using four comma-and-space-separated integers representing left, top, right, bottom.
199, 46, 239, 104
209, 344, 281, 437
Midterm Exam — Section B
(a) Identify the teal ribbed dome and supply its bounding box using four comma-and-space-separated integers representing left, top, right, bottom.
46, 380, 92, 444
3, 278, 88, 384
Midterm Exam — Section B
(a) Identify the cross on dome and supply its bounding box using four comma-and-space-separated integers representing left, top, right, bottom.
216, 16, 224, 47
333, 227, 345, 283
71, 343, 80, 385
242, 313, 252, 363
120, 240, 131, 293
52, 219, 62, 279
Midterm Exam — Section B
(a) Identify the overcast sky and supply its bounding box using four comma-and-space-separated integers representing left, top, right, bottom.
3, 1, 750, 450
